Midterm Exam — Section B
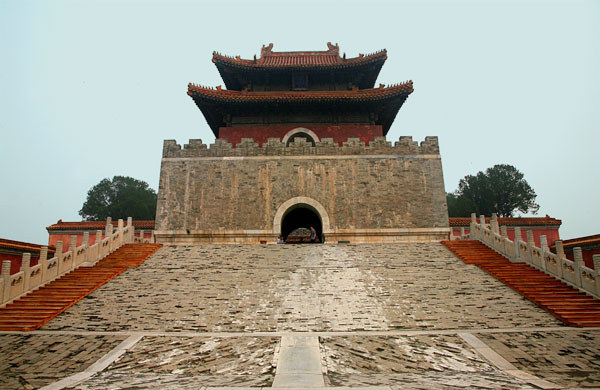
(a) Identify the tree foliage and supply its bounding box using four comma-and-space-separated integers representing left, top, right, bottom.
446, 192, 476, 218
447, 164, 539, 218
79, 176, 157, 221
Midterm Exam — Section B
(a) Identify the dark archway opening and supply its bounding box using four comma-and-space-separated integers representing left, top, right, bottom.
281, 206, 322, 243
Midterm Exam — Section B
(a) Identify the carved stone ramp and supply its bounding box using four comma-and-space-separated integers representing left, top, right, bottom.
0, 243, 162, 331
442, 240, 600, 327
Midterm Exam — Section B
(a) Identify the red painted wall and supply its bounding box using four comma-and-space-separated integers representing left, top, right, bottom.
49, 232, 105, 252
565, 249, 600, 270
452, 227, 560, 247
219, 125, 383, 146
2, 254, 40, 275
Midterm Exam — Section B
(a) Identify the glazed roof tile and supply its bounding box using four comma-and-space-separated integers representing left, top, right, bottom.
46, 220, 155, 231
0, 238, 56, 254
187, 82, 413, 103
550, 234, 600, 249
212, 42, 387, 70
449, 216, 562, 227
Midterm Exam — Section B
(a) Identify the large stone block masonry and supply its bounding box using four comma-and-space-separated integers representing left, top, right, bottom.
155, 136, 449, 243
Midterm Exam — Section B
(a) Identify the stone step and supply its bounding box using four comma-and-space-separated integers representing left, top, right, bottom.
0, 243, 162, 331
442, 240, 600, 328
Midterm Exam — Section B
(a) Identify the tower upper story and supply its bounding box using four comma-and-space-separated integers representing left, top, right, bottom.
188, 43, 413, 145
212, 42, 387, 91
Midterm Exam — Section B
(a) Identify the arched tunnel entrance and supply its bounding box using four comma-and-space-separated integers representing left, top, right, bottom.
281, 205, 323, 243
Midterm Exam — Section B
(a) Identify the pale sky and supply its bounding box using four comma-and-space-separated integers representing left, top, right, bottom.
1, 0, 599, 244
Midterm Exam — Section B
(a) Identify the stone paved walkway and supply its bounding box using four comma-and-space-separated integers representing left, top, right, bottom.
0, 243, 598, 389
43, 243, 560, 332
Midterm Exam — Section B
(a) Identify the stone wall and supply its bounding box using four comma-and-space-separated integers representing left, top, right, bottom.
155, 136, 449, 243
163, 136, 440, 157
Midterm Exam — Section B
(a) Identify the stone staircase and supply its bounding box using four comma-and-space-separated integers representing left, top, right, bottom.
0, 243, 161, 331
442, 240, 600, 327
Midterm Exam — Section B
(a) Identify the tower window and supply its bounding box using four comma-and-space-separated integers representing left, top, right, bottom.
292, 74, 308, 90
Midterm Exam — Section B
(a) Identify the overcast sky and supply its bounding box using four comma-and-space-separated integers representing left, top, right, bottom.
1, 0, 598, 244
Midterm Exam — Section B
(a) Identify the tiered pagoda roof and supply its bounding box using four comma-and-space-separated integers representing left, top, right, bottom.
189, 43, 413, 137
188, 81, 413, 103
213, 43, 387, 89
188, 82, 413, 136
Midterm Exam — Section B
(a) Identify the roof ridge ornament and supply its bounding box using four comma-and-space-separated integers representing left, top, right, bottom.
326, 42, 339, 55
261, 43, 274, 58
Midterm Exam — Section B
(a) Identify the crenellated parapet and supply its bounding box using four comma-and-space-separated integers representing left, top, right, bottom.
163, 136, 440, 158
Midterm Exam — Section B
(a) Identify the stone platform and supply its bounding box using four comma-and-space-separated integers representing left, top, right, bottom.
1, 243, 599, 389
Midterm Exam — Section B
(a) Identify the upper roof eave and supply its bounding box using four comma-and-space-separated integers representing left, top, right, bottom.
212, 49, 387, 71
187, 82, 413, 103
449, 216, 563, 227
46, 220, 156, 231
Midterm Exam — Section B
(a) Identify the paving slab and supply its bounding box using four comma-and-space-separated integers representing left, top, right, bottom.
0, 334, 126, 390
478, 330, 600, 388
273, 335, 324, 387
5, 243, 597, 389
43, 244, 560, 332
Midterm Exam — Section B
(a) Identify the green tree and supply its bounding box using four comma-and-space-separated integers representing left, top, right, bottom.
79, 176, 157, 221
448, 164, 539, 217
446, 192, 476, 217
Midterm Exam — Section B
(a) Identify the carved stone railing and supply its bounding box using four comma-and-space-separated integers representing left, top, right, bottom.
163, 136, 440, 158
456, 213, 600, 299
132, 229, 154, 244
0, 217, 138, 307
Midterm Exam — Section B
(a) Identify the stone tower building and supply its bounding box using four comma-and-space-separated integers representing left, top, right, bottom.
155, 43, 449, 243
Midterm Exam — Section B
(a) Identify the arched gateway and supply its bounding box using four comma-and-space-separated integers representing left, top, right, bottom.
273, 197, 330, 243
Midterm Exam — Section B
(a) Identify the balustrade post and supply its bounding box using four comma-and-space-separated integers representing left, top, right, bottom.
117, 219, 124, 246
470, 213, 477, 239
480, 215, 488, 244
540, 235, 548, 271
593, 254, 600, 296
2, 260, 11, 303
105, 217, 112, 237
69, 235, 77, 252
491, 213, 499, 234
554, 240, 564, 278
573, 247, 583, 288
21, 253, 31, 291
82, 232, 90, 263
459, 227, 465, 240
107, 223, 114, 252
127, 217, 133, 241
514, 227, 521, 260
499, 226, 508, 255
39, 246, 48, 282
139, 229, 145, 243
526, 230, 535, 264
56, 241, 63, 260
70, 235, 77, 270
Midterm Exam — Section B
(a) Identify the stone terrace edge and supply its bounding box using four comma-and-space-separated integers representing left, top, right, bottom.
163, 136, 440, 158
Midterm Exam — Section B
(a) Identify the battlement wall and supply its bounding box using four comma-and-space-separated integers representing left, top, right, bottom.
162, 136, 440, 158
156, 135, 449, 243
